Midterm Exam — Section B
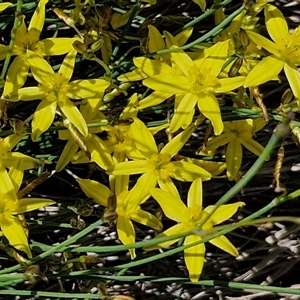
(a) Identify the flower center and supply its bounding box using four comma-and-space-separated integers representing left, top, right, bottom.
0, 200, 17, 226
147, 153, 173, 180
39, 73, 69, 102
277, 29, 300, 64
188, 67, 221, 94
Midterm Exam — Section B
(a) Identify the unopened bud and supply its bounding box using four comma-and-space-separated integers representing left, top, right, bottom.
228, 58, 243, 77
73, 41, 87, 55
239, 29, 250, 48
90, 39, 104, 52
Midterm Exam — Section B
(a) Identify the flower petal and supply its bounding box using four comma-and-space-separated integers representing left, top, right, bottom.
2, 55, 29, 96
107, 160, 148, 175
205, 202, 245, 225
116, 216, 136, 259
148, 25, 165, 53
149, 187, 188, 222
0, 166, 17, 200
143, 74, 190, 94
41, 37, 79, 56
28, 0, 47, 34
158, 176, 180, 198
162, 124, 195, 156
205, 134, 229, 150
59, 98, 88, 137
244, 55, 284, 87
215, 76, 245, 93
265, 4, 288, 44
7, 87, 44, 101
169, 93, 197, 133
77, 178, 112, 206
209, 235, 238, 257
246, 31, 280, 56
112, 174, 129, 197
241, 139, 265, 157
59, 49, 76, 82
134, 56, 173, 75
170, 161, 212, 181
187, 178, 203, 208
175, 27, 193, 46
197, 92, 223, 135
145, 223, 188, 250
171, 48, 195, 76
67, 79, 110, 99
138, 91, 172, 110
1, 216, 32, 258
15, 198, 55, 214
32, 99, 57, 141
284, 62, 300, 101
87, 135, 114, 169
131, 209, 162, 231
130, 117, 157, 158
226, 140, 242, 180
128, 172, 157, 209
56, 140, 78, 172
27, 50, 54, 84
184, 234, 205, 282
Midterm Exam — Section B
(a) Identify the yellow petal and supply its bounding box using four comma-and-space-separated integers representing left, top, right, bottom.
170, 48, 195, 76
0, 166, 17, 201
4, 152, 40, 170
107, 160, 148, 175
198, 41, 229, 76
175, 27, 193, 46
2, 55, 29, 96
131, 210, 162, 231
117, 68, 149, 81
116, 216, 136, 259
128, 172, 157, 209
67, 79, 110, 99
0, 2, 13, 12
169, 93, 197, 132
149, 187, 188, 222
15, 198, 55, 214
226, 140, 242, 180
246, 30, 280, 56
134, 57, 172, 75
187, 178, 203, 208
111, 8, 133, 29
56, 140, 78, 172
244, 55, 284, 87
32, 99, 57, 142
41, 37, 79, 56
205, 202, 245, 225
209, 235, 238, 257
197, 92, 223, 135
59, 49, 77, 82
192, 0, 206, 11
1, 216, 32, 258
59, 98, 88, 137
28, 0, 48, 34
7, 86, 44, 102
241, 139, 265, 157
143, 74, 190, 94
170, 161, 211, 181
145, 223, 187, 250
284, 62, 300, 101
206, 134, 229, 149
265, 4, 288, 44
215, 76, 245, 93
184, 234, 205, 282
0, 44, 8, 60
27, 50, 54, 83
113, 174, 129, 197
87, 135, 114, 169
161, 124, 195, 156
2, 133, 24, 152
77, 178, 112, 206
139, 91, 172, 110
130, 117, 157, 158
158, 177, 180, 198
148, 25, 165, 53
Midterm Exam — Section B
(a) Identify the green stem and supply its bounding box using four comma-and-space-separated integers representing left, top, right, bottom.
173, 0, 233, 35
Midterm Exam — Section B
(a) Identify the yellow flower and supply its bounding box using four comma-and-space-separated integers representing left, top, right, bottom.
201, 118, 266, 180
1, 0, 79, 96
140, 41, 244, 133
244, 4, 300, 103
5, 50, 110, 141
0, 172, 55, 258
107, 118, 211, 195
147, 178, 244, 282
0, 2, 13, 12
77, 174, 162, 259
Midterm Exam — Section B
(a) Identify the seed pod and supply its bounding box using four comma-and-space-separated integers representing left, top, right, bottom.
228, 58, 243, 77
239, 29, 250, 48
90, 39, 104, 52
73, 41, 87, 55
